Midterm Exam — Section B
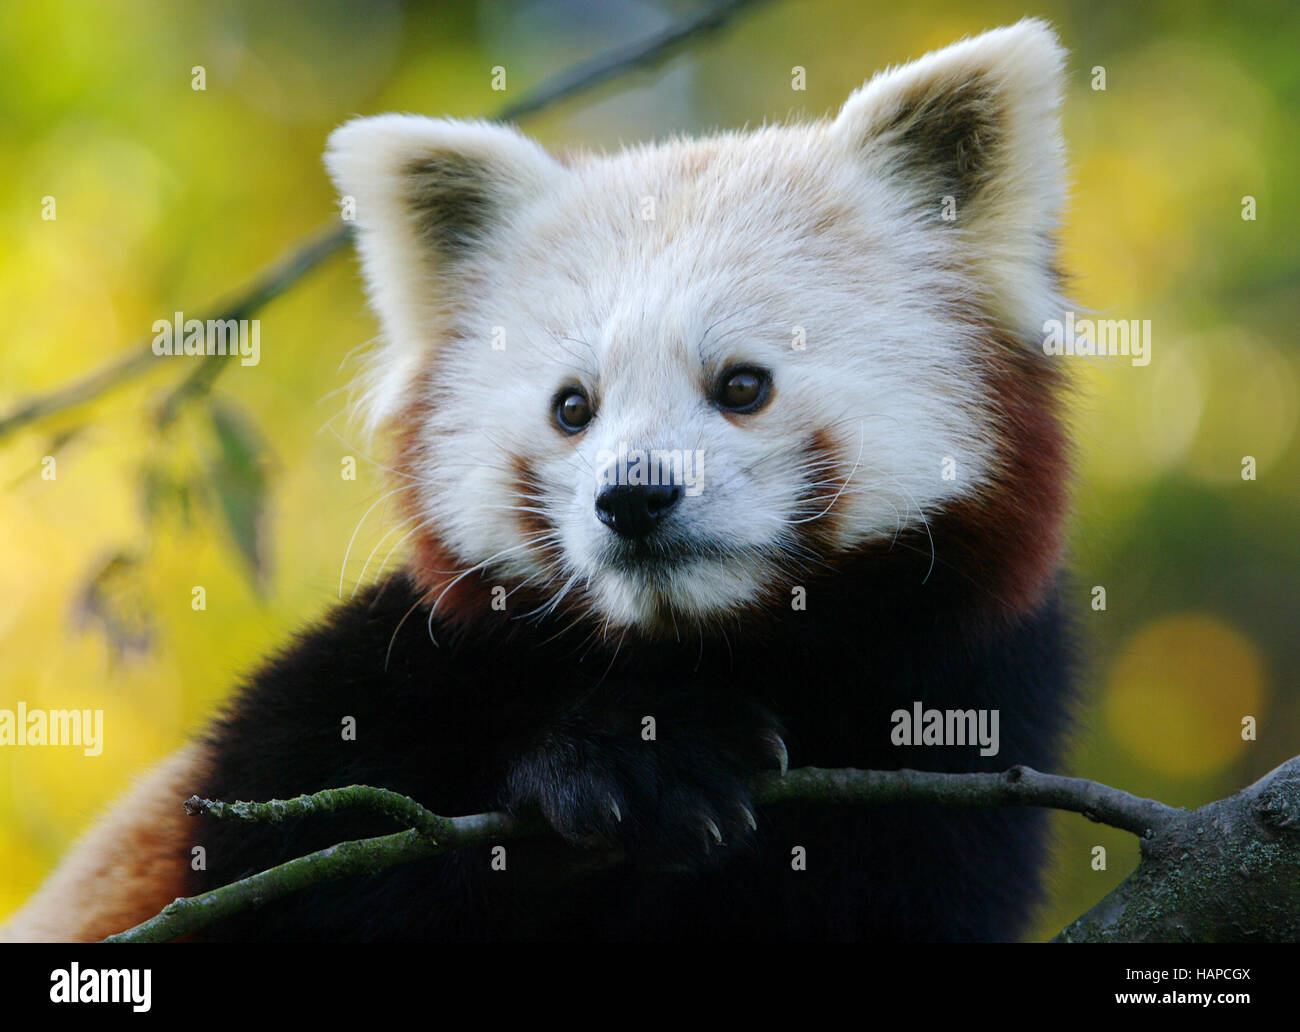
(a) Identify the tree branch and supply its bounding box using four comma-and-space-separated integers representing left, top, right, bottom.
103, 816, 535, 944
102, 760, 1300, 943
751, 765, 1178, 837
0, 0, 767, 444
1057, 755, 1300, 942
492, 0, 765, 124
183, 784, 443, 833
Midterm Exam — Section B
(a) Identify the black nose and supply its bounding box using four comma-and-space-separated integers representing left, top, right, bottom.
595, 484, 682, 539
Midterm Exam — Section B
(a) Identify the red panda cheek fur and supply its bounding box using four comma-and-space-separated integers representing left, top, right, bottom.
968, 335, 1071, 614
930, 327, 1071, 618
389, 376, 504, 633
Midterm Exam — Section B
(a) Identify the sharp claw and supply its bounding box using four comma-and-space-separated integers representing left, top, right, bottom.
766, 731, 789, 775
608, 797, 622, 823
704, 817, 723, 845
741, 805, 758, 831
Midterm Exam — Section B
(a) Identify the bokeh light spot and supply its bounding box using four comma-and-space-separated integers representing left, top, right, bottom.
1104, 613, 1266, 778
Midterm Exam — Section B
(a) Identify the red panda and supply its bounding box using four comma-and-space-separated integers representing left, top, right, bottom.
4, 19, 1075, 942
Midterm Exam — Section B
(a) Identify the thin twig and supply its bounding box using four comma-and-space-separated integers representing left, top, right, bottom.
153, 225, 351, 428
494, 0, 765, 123
183, 784, 441, 834
103, 816, 532, 944
753, 765, 1179, 838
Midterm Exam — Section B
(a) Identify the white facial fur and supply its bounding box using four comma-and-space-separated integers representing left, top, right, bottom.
325, 19, 1068, 633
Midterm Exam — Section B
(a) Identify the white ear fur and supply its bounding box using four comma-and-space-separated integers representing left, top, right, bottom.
831, 18, 1068, 336
324, 115, 567, 434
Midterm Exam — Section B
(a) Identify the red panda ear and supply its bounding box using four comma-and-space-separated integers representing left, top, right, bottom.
830, 18, 1068, 336
324, 115, 567, 434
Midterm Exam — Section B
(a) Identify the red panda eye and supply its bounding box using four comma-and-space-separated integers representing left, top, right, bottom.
715, 367, 771, 413
555, 389, 593, 432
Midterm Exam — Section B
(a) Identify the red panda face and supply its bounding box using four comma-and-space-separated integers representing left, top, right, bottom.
326, 21, 1070, 635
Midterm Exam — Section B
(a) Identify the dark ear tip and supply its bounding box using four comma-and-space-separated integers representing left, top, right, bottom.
403, 152, 496, 257
885, 75, 1002, 211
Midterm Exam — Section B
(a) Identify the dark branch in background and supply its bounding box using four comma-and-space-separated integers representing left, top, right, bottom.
153, 226, 350, 429
102, 759, 1300, 943
0, 0, 766, 443
492, 0, 763, 123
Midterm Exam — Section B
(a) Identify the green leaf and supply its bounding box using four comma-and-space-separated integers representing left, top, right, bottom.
205, 399, 272, 591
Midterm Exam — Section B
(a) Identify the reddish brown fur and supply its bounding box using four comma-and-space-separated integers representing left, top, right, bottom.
920, 331, 1070, 617
389, 370, 499, 629
794, 427, 848, 552
0, 744, 207, 942
968, 337, 1071, 611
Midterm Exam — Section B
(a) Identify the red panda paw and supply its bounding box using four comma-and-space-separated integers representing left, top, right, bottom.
502, 698, 785, 869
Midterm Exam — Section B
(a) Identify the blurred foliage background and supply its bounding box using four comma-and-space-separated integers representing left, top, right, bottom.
1, 0, 1296, 940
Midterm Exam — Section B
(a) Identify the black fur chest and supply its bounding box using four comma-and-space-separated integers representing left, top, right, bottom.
193, 568, 1073, 941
